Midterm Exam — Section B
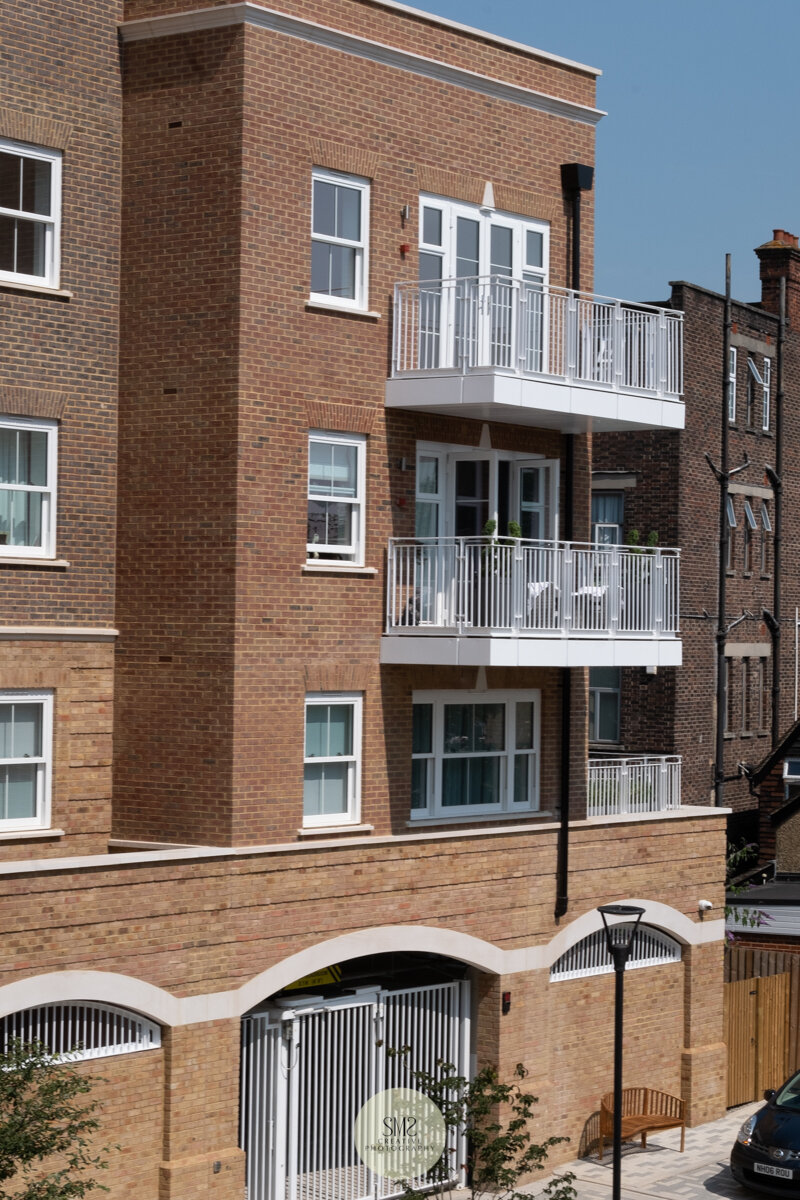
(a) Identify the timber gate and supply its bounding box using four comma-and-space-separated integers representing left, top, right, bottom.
724, 947, 799, 1105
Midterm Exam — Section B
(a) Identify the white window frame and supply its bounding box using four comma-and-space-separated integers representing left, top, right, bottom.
418, 194, 550, 287
747, 356, 765, 428
303, 693, 362, 828
728, 347, 737, 423
0, 138, 61, 288
307, 430, 366, 565
310, 168, 369, 311
0, 689, 53, 831
762, 358, 772, 432
0, 416, 57, 558
410, 689, 540, 821
415, 441, 560, 542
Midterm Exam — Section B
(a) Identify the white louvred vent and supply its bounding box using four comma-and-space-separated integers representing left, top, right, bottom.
0, 1002, 161, 1061
550, 923, 681, 982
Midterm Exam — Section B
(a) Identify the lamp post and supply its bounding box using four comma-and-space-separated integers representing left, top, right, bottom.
597, 903, 645, 1200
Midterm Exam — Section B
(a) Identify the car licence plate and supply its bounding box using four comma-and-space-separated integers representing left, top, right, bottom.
755, 1162, 795, 1179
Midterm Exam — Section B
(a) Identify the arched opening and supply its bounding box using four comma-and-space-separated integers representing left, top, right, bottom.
0, 1000, 161, 1061
240, 951, 473, 1200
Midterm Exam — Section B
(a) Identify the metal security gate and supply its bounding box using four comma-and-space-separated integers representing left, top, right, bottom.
241, 980, 470, 1200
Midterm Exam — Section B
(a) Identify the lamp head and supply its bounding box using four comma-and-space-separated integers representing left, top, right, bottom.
597, 903, 646, 954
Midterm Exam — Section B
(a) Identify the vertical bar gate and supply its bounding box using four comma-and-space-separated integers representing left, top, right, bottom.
241, 980, 470, 1200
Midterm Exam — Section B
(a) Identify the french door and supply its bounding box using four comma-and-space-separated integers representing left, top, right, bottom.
241, 980, 470, 1200
418, 196, 549, 371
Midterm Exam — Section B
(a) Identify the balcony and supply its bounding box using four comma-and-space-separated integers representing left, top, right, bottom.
587, 755, 682, 818
380, 538, 681, 668
386, 277, 684, 433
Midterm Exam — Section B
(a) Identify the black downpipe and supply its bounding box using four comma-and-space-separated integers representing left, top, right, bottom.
555, 437, 574, 919
714, 256, 732, 807
771, 278, 786, 746
555, 168, 590, 919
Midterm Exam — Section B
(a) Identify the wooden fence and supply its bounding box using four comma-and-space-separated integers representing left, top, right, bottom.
724, 947, 800, 1105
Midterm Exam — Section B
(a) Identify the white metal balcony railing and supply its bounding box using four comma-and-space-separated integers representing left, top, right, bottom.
392, 276, 684, 399
587, 756, 682, 818
386, 538, 680, 639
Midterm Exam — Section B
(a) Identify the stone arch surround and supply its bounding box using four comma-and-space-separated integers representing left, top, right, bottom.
0, 905, 722, 1027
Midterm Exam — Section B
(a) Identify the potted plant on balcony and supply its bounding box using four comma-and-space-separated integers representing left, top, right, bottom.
472, 519, 522, 627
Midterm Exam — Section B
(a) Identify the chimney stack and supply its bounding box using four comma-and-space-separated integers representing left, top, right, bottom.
757, 229, 800, 326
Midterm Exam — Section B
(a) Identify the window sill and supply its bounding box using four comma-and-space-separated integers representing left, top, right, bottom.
0, 279, 72, 300
724, 732, 735, 740
761, 430, 774, 438
305, 300, 381, 320
303, 563, 377, 576
407, 810, 551, 828
0, 557, 69, 569
0, 827, 64, 842
740, 732, 754, 739
297, 823, 374, 838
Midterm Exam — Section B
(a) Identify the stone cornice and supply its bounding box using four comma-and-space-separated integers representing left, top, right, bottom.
120, 3, 605, 127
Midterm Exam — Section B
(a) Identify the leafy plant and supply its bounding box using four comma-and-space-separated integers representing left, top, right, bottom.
390, 1057, 576, 1200
625, 529, 658, 554
725, 839, 771, 941
0, 1039, 113, 1199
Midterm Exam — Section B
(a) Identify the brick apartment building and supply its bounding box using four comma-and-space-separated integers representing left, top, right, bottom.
592, 232, 800, 841
0, 0, 728, 1196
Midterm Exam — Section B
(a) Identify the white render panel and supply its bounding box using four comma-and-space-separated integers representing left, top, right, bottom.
380, 635, 682, 668
385, 373, 685, 433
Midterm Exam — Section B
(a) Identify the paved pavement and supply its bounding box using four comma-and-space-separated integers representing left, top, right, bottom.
529, 1101, 764, 1200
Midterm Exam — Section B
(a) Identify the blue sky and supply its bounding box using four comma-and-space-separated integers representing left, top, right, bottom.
417, 0, 800, 305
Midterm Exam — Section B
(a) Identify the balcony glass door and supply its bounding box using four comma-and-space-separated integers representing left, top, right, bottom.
418, 197, 549, 371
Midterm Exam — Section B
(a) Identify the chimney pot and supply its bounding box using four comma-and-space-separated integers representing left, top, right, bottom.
773, 228, 799, 248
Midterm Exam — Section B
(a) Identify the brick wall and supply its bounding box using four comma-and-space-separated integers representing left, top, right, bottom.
594, 273, 800, 817
0, 0, 121, 859
115, 13, 596, 846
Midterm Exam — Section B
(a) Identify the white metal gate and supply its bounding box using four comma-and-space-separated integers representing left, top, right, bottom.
241, 980, 470, 1200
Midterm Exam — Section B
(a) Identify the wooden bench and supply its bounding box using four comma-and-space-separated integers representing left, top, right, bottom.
598, 1087, 685, 1159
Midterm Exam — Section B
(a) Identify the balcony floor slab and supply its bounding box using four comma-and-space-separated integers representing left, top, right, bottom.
386, 371, 685, 433
380, 635, 682, 668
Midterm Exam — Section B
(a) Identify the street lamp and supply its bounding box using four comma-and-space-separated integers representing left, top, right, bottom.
597, 903, 646, 1200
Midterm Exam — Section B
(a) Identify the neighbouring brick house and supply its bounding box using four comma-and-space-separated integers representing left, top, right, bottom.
592, 235, 800, 840
0, 1, 728, 1197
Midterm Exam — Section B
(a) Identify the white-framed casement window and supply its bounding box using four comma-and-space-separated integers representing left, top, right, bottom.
0, 690, 53, 830
411, 689, 539, 820
743, 499, 757, 574
762, 358, 772, 431
761, 501, 772, 574
725, 495, 736, 571
0, 416, 57, 557
591, 492, 623, 546
0, 139, 61, 288
310, 168, 369, 310
303, 693, 362, 827
728, 347, 737, 423
307, 430, 366, 564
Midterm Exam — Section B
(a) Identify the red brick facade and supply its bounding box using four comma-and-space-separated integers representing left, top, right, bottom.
0, 1, 729, 1196
593, 263, 800, 823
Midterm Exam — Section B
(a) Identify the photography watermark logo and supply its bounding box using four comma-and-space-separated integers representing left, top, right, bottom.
354, 1087, 446, 1182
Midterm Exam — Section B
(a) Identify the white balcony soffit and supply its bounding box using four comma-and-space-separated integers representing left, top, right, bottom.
380, 635, 682, 668
385, 372, 686, 434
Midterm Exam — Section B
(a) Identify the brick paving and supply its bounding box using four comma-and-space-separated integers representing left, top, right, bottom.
530, 1102, 763, 1199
